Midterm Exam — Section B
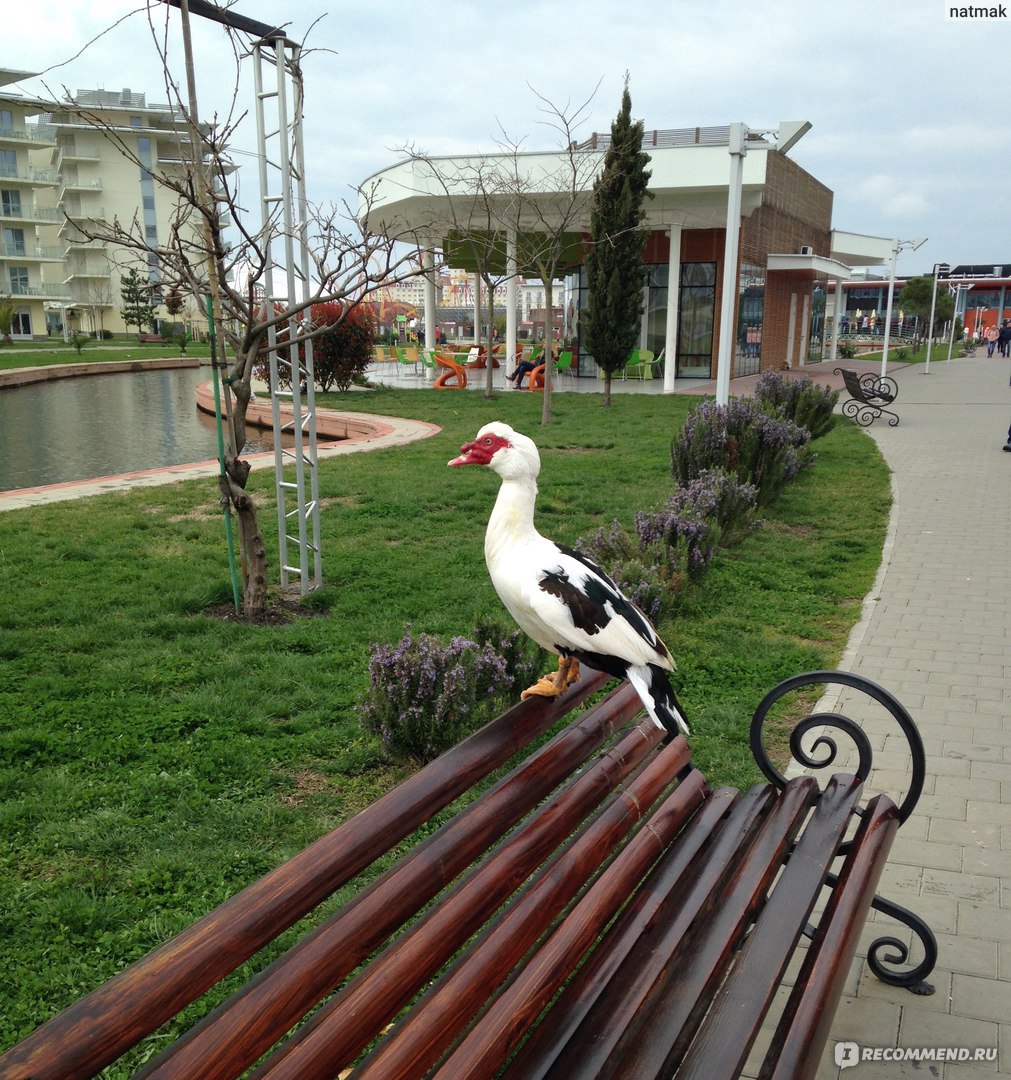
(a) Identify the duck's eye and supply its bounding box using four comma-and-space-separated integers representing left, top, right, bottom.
483, 438, 494, 446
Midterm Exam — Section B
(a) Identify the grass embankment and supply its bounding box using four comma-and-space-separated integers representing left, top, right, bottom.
0, 387, 890, 1053
0, 341, 211, 371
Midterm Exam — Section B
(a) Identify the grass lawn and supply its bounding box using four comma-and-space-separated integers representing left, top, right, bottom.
0, 386, 890, 1057
0, 342, 211, 370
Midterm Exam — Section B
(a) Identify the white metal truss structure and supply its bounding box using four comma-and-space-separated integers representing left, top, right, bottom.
252, 36, 322, 594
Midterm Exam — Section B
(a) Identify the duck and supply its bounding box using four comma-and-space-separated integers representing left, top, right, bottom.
449, 421, 688, 737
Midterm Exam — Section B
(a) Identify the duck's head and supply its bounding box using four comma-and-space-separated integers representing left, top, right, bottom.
449, 422, 540, 481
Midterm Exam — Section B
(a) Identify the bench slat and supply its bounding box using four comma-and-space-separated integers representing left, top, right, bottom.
677, 773, 865, 1079
590, 776, 818, 1078
3, 674, 610, 1080
432, 747, 708, 1078
259, 714, 664, 1079
137, 677, 640, 1080
536, 782, 784, 1077
502, 785, 735, 1079
760, 793, 900, 1080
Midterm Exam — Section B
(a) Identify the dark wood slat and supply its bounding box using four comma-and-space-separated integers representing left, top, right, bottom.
135, 679, 641, 1080
760, 793, 900, 1080
592, 775, 819, 1080
249, 717, 666, 1080
0, 668, 612, 1080
502, 787, 736, 1080
433, 759, 709, 1078
676, 774, 864, 1080
541, 782, 790, 1078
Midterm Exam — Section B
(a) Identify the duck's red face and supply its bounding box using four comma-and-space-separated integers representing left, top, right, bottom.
448, 430, 512, 467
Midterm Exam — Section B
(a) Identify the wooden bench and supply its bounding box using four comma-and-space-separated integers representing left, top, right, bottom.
0, 667, 936, 1080
834, 367, 900, 427
137, 333, 166, 343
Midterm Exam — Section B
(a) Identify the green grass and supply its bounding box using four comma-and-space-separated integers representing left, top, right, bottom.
0, 387, 890, 1056
0, 342, 212, 370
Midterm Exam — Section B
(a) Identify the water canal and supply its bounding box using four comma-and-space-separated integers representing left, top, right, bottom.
0, 366, 280, 492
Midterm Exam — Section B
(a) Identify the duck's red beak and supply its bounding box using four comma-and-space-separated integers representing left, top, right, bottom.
448, 440, 479, 466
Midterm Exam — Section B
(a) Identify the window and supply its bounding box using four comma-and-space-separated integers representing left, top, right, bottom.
12, 308, 31, 336
677, 263, 717, 378
0, 110, 12, 131
8, 266, 29, 295
735, 263, 765, 377
0, 150, 17, 179
1, 189, 22, 216
3, 227, 26, 256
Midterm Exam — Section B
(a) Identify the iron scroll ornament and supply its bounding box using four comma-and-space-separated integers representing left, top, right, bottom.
749, 669, 927, 826
752, 670, 936, 994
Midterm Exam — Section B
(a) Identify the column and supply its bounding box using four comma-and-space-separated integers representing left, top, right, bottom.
715, 123, 746, 405
506, 228, 517, 390
663, 224, 682, 393
422, 246, 437, 383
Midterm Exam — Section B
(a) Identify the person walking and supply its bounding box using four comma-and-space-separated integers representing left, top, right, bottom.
998, 320, 1011, 359
984, 323, 999, 358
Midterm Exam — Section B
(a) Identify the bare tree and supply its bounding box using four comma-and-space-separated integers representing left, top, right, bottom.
399, 88, 601, 421
58, 4, 432, 616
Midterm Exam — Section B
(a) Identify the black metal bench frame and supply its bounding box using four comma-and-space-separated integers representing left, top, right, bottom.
835, 366, 900, 427
0, 668, 936, 1080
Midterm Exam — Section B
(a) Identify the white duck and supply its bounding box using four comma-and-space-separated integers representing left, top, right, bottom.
449, 421, 688, 736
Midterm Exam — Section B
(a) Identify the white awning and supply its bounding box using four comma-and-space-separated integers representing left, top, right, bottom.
766, 253, 853, 279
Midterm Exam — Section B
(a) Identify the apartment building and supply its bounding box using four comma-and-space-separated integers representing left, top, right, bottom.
0, 68, 207, 340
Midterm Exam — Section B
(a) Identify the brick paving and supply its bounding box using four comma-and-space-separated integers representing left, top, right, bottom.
808, 353, 1010, 1078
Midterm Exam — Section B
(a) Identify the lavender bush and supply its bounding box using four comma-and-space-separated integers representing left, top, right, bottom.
581, 469, 757, 620
753, 370, 838, 440
358, 622, 543, 763
671, 398, 810, 506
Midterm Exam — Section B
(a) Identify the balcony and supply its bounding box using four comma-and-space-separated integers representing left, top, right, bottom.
0, 166, 61, 186
0, 124, 58, 148
63, 267, 112, 283
57, 177, 104, 201
0, 243, 66, 261
7, 280, 72, 299
0, 205, 64, 225
53, 143, 102, 166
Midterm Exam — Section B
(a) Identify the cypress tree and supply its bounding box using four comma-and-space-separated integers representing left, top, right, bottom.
582, 80, 652, 406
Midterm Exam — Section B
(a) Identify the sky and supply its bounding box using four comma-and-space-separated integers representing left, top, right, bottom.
5, 0, 1009, 279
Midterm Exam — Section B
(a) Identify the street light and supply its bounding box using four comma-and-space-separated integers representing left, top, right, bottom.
924, 262, 949, 374
879, 237, 926, 378
946, 283, 973, 361
714, 120, 811, 405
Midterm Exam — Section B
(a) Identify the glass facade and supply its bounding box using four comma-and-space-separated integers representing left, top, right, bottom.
677, 263, 716, 378
735, 263, 765, 377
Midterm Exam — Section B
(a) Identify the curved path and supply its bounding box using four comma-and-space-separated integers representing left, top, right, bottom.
812, 354, 1010, 1078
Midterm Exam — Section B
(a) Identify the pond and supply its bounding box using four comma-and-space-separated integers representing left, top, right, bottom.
0, 366, 284, 492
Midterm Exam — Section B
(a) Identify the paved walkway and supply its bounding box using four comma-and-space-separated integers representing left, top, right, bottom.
811, 354, 1010, 1078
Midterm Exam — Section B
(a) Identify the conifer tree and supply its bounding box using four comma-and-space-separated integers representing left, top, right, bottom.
582, 79, 652, 406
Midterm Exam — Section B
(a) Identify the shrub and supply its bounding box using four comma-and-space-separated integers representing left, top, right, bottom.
753, 370, 839, 439
252, 302, 377, 392
671, 398, 810, 506
837, 341, 857, 360
358, 621, 543, 764
580, 470, 758, 620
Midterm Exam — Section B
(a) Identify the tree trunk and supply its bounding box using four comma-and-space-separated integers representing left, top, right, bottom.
540, 277, 554, 425
604, 370, 612, 407
484, 280, 495, 399
220, 353, 271, 619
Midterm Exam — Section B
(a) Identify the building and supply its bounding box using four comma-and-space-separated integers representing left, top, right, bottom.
1, 69, 208, 340
360, 123, 888, 385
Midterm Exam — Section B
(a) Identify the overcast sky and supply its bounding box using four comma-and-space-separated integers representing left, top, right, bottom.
6, 0, 1008, 277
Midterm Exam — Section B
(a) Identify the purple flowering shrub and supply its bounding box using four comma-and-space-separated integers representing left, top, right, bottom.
671, 398, 811, 506
358, 621, 543, 763
753, 371, 838, 440
580, 469, 757, 620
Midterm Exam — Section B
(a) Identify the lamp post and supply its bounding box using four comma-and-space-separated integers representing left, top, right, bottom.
924, 262, 949, 374
946, 283, 973, 361
714, 120, 811, 405
879, 236, 926, 378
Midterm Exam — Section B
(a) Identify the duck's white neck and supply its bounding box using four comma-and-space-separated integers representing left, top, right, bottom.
485, 474, 539, 564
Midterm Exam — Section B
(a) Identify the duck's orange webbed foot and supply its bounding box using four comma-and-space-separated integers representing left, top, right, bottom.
520, 656, 580, 699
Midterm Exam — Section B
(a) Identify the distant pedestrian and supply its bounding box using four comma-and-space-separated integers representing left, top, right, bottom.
984, 324, 999, 358
998, 320, 1011, 359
